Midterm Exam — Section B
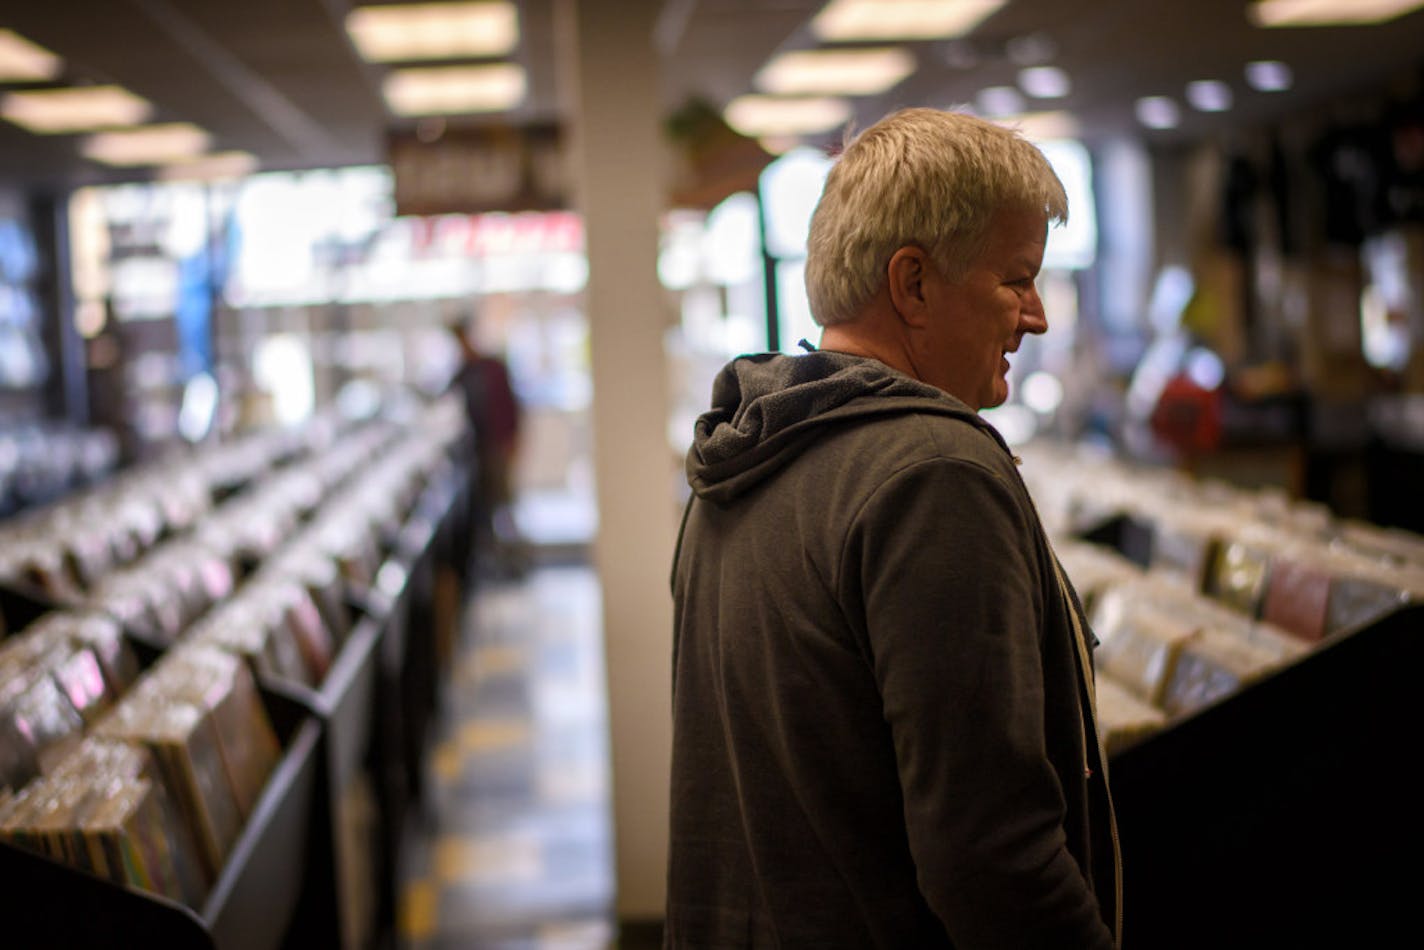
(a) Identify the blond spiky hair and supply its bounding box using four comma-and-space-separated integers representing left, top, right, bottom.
804, 107, 1068, 326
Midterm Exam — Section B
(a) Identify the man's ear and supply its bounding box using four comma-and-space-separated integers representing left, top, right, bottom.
886, 246, 931, 328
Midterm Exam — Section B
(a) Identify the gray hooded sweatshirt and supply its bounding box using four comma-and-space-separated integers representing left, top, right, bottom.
667, 350, 1119, 949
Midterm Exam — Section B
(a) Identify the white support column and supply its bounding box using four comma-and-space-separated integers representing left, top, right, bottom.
557, 0, 677, 924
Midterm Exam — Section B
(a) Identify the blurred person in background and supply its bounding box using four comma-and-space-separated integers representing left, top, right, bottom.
667, 108, 1120, 948
448, 319, 525, 579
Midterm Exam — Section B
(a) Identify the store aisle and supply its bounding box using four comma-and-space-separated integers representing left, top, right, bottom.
398, 565, 615, 949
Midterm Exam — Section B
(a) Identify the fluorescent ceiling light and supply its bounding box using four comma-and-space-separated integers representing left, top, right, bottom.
159, 151, 260, 181
1245, 60, 1293, 91
724, 95, 851, 137
1018, 66, 1071, 99
812, 0, 1007, 41
1135, 96, 1181, 130
976, 85, 1025, 117
346, 1, 518, 62
82, 123, 211, 166
1249, 0, 1424, 26
0, 29, 62, 81
756, 47, 916, 96
1186, 80, 1233, 112
1, 86, 152, 134
383, 63, 525, 115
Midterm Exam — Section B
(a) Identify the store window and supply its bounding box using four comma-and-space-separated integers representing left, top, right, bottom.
67, 171, 599, 550
1038, 139, 1098, 272
760, 146, 833, 353
68, 179, 233, 456
0, 213, 46, 394
982, 136, 1098, 445
663, 192, 768, 457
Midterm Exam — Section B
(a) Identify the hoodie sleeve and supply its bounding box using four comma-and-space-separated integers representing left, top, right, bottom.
842, 455, 1114, 950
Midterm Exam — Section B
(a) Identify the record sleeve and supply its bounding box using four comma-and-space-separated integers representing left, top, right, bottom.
48, 645, 113, 726
67, 735, 211, 904
1326, 572, 1414, 635
275, 549, 350, 646
66, 610, 140, 695
1261, 555, 1333, 642
0, 777, 41, 855
61, 529, 113, 593
1160, 626, 1283, 718
9, 676, 85, 775
1205, 539, 1272, 617
81, 788, 147, 890
0, 707, 41, 797
280, 583, 334, 684
1095, 673, 1168, 757
1149, 519, 1217, 592
95, 700, 243, 882
254, 593, 316, 686
28, 773, 105, 873
1055, 540, 1144, 618
160, 646, 282, 819
82, 780, 188, 902
1090, 592, 1196, 708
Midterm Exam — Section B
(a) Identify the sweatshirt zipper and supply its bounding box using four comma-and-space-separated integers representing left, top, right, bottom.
1009, 450, 1123, 946
1050, 550, 1124, 948
1013, 452, 1122, 945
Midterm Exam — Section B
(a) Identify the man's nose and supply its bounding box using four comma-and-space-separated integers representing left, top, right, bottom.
1021, 286, 1048, 335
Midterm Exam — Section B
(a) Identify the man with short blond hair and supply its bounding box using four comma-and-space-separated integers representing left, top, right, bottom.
667, 108, 1121, 948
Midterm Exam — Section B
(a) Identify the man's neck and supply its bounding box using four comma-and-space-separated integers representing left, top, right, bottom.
819, 322, 917, 381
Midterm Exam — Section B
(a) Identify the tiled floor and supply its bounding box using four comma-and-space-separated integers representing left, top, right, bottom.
398, 564, 616, 949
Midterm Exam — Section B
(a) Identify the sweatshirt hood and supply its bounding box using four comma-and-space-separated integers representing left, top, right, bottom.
687, 350, 1005, 504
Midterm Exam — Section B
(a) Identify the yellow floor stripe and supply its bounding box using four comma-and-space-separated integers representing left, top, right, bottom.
399, 878, 438, 941
434, 833, 543, 884
432, 740, 463, 783
457, 643, 527, 685
457, 717, 531, 754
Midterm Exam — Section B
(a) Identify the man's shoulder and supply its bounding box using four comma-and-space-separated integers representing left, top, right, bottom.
826, 403, 1010, 471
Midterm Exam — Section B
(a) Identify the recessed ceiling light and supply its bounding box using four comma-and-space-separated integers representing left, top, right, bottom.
977, 85, 1025, 118
1, 86, 152, 134
1135, 96, 1181, 130
0, 29, 62, 81
756, 48, 916, 96
1245, 60, 1293, 91
346, 1, 519, 62
159, 151, 260, 181
1249, 0, 1424, 26
1186, 80, 1233, 112
812, 0, 1007, 41
82, 123, 211, 166
1018, 66, 1071, 99
382, 63, 526, 115
723, 95, 851, 137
